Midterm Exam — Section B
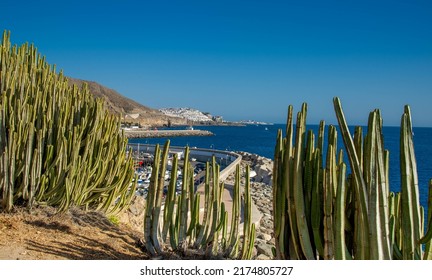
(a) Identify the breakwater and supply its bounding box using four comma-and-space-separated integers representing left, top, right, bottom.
123, 129, 214, 138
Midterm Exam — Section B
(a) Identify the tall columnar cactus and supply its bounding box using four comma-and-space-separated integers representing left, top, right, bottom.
347, 98, 432, 260
422, 180, 432, 260
241, 165, 256, 259
273, 97, 432, 260
227, 164, 241, 258
143, 142, 171, 254
0, 30, 136, 213
399, 105, 425, 259
143, 141, 254, 259
162, 152, 179, 242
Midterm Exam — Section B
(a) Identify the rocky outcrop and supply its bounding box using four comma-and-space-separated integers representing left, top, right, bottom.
118, 196, 146, 233
238, 152, 273, 186
250, 181, 274, 260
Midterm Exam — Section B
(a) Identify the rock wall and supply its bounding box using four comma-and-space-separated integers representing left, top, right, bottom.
237, 151, 274, 186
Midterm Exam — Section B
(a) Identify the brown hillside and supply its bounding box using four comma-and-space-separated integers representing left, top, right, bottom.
0, 207, 147, 260
67, 78, 186, 127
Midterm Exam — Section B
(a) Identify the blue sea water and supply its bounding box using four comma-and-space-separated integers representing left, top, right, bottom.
129, 124, 432, 209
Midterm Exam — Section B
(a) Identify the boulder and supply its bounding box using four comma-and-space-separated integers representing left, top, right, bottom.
256, 254, 272, 260
256, 243, 274, 257
257, 232, 272, 242
254, 161, 273, 185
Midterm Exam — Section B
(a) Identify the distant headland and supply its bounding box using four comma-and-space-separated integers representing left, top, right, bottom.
68, 78, 269, 129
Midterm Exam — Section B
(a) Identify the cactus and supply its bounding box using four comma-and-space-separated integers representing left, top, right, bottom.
334, 162, 347, 260
194, 161, 211, 247
241, 165, 255, 259
422, 180, 432, 259
142, 141, 255, 259
399, 106, 422, 259
227, 165, 241, 258
0, 30, 136, 213
273, 97, 432, 260
143, 143, 161, 255
162, 153, 179, 242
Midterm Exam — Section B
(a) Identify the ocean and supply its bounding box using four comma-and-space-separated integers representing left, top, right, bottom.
128, 124, 432, 209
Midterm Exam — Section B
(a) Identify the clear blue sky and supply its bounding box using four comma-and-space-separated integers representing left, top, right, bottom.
2, 0, 432, 126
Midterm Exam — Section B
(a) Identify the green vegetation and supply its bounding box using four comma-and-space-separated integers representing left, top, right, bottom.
273, 97, 432, 260
108, 215, 120, 226
0, 30, 136, 213
143, 141, 255, 259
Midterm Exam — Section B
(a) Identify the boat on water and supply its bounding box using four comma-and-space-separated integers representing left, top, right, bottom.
186, 126, 194, 130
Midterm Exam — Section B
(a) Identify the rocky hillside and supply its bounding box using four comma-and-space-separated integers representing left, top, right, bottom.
67, 78, 187, 127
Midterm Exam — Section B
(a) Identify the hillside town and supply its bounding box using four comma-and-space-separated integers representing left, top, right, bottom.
159, 107, 223, 123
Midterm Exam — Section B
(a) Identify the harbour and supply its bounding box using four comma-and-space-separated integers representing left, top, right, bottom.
126, 143, 242, 198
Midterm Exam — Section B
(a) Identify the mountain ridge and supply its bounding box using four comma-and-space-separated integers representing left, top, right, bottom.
67, 78, 187, 127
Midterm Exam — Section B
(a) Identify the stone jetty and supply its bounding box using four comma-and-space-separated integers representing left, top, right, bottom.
123, 129, 214, 138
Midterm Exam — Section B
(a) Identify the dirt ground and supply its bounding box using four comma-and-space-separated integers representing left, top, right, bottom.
0, 206, 149, 260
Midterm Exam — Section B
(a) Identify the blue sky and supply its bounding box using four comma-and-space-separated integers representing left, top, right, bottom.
2, 0, 432, 126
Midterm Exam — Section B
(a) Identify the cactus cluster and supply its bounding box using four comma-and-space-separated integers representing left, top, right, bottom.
273, 97, 432, 260
143, 141, 255, 259
0, 30, 136, 213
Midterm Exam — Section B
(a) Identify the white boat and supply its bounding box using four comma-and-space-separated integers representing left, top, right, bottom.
186, 126, 194, 130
